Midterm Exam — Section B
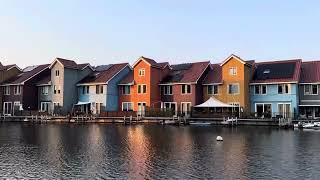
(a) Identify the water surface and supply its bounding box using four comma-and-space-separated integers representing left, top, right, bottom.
0, 123, 319, 179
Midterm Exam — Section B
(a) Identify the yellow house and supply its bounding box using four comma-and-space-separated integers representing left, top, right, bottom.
203, 54, 254, 113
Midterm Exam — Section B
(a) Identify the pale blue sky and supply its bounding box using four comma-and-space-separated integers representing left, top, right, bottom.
1, 0, 320, 68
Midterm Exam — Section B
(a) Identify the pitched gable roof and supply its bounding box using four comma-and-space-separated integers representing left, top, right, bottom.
220, 54, 253, 67
132, 56, 170, 69
1, 64, 50, 85
0, 63, 21, 71
160, 61, 210, 84
251, 59, 301, 84
78, 63, 130, 85
202, 64, 223, 85
300, 61, 320, 83
50, 57, 93, 70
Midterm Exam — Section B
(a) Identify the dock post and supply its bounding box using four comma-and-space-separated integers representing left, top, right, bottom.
124, 116, 126, 125
130, 116, 132, 124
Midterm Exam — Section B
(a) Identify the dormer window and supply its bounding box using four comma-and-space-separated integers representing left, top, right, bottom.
229, 67, 237, 75
138, 69, 145, 76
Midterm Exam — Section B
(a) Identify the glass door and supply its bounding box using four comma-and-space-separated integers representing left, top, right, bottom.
278, 103, 291, 118
138, 102, 146, 116
3, 102, 12, 115
181, 102, 192, 117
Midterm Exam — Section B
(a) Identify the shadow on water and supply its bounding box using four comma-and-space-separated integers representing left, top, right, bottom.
0, 123, 319, 179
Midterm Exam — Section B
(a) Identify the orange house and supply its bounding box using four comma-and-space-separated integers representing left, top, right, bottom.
202, 54, 254, 113
118, 56, 170, 114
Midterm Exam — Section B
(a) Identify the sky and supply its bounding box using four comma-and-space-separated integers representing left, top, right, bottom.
1, 0, 320, 68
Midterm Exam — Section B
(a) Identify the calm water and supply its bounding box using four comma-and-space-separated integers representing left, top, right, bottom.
0, 123, 319, 179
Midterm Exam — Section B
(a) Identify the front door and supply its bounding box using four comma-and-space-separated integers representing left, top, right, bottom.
181, 102, 192, 117
3, 102, 12, 115
278, 103, 291, 118
138, 102, 146, 116
164, 102, 177, 116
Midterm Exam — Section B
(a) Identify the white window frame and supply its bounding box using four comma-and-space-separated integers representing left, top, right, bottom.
122, 85, 131, 95
277, 103, 291, 118
14, 86, 21, 95
254, 85, 267, 95
41, 86, 49, 95
229, 67, 237, 75
3, 86, 10, 95
304, 84, 318, 95
181, 102, 192, 113
227, 83, 240, 95
255, 103, 272, 114
163, 85, 173, 95
181, 84, 192, 95
138, 68, 145, 76
3, 102, 12, 115
137, 84, 147, 94
278, 84, 290, 94
207, 85, 218, 95
122, 102, 134, 111
40, 102, 50, 112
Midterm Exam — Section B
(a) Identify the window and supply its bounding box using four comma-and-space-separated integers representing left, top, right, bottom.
54, 85, 61, 94
254, 85, 267, 95
3, 86, 10, 95
96, 85, 104, 94
162, 85, 173, 95
14, 101, 21, 111
304, 84, 318, 95
122, 102, 133, 111
278, 84, 290, 94
82, 86, 89, 94
55, 70, 60, 77
14, 86, 21, 95
181, 84, 191, 94
208, 85, 218, 95
228, 84, 239, 94
41, 86, 49, 95
138, 69, 145, 76
138, 84, 147, 94
229, 67, 237, 75
40, 102, 50, 112
122, 85, 131, 95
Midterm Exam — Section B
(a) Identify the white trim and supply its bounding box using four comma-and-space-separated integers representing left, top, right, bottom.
207, 85, 219, 95
162, 85, 173, 95
132, 57, 152, 68
138, 68, 146, 76
202, 83, 223, 85
163, 102, 178, 115
118, 82, 134, 86
77, 82, 107, 86
7, 65, 22, 72
80, 64, 94, 71
122, 85, 131, 95
49, 58, 64, 69
300, 82, 320, 85
253, 84, 267, 95
159, 82, 197, 85
106, 64, 131, 84
122, 102, 134, 111
254, 103, 272, 114
299, 105, 320, 107
304, 84, 318, 96
301, 100, 320, 102
250, 81, 298, 85
3, 102, 12, 115
220, 54, 246, 67
181, 102, 192, 113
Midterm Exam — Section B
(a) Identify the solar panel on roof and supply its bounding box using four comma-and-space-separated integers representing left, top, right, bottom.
172, 63, 192, 71
23, 65, 38, 72
253, 62, 296, 80
95, 64, 112, 72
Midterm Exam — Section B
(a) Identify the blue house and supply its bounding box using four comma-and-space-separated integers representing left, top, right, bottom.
250, 59, 301, 119
76, 63, 131, 114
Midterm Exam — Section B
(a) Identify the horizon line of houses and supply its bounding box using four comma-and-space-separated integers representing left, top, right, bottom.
0, 54, 320, 119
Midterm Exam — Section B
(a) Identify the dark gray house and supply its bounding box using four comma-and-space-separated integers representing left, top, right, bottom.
299, 61, 320, 119
36, 73, 52, 113
1, 64, 50, 115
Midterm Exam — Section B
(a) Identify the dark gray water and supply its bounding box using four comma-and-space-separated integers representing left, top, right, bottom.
0, 123, 319, 179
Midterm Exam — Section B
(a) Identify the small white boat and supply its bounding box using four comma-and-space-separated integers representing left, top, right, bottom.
314, 122, 320, 127
302, 122, 315, 129
216, 136, 223, 141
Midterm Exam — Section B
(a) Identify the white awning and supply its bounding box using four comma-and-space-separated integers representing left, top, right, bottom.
75, 101, 91, 106
195, 97, 236, 108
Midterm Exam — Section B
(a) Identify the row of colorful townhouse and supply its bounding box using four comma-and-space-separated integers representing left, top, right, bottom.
0, 54, 320, 119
